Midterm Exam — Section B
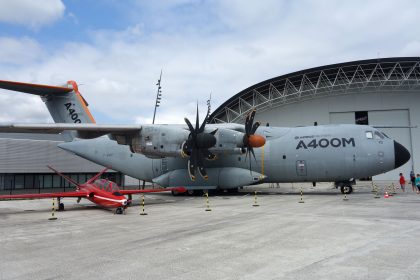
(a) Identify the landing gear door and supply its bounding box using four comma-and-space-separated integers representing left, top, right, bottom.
296, 160, 307, 177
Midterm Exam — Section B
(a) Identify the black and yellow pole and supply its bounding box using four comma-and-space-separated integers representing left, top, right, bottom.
205, 191, 211, 211
298, 187, 305, 203
371, 181, 375, 193
140, 193, 147, 215
252, 191, 259, 207
392, 183, 397, 195
48, 197, 57, 220
374, 185, 380, 199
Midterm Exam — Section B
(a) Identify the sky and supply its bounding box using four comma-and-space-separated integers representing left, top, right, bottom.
0, 0, 419, 124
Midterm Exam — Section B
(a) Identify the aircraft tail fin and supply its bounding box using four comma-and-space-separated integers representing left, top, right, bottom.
47, 165, 82, 189
0, 80, 96, 141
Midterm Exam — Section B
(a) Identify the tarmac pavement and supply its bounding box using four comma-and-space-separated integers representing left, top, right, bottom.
1, 182, 420, 280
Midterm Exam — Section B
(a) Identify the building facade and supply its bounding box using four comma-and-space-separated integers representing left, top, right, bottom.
0, 133, 123, 193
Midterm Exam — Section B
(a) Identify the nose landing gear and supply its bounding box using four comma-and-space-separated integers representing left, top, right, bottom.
335, 180, 355, 194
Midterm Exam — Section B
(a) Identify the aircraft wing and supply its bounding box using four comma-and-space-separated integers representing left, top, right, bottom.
0, 123, 141, 137
0, 191, 88, 200
118, 187, 186, 195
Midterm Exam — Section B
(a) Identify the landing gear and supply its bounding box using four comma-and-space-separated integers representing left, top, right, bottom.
57, 197, 64, 211
340, 185, 353, 194
115, 207, 124, 215
171, 189, 181, 196
335, 180, 355, 194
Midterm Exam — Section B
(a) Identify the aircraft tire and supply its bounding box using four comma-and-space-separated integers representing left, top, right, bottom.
186, 189, 196, 196
171, 189, 180, 196
58, 203, 65, 211
115, 207, 124, 215
340, 185, 353, 194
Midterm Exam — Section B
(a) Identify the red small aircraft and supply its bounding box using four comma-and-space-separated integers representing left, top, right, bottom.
0, 166, 186, 214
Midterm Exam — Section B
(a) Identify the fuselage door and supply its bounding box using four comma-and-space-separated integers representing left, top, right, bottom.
296, 160, 307, 177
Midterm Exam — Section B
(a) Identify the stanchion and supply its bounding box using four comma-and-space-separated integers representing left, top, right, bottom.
343, 193, 349, 201
387, 185, 394, 196
371, 181, 376, 192
392, 183, 397, 195
139, 193, 147, 215
48, 198, 57, 220
205, 191, 211, 211
298, 187, 305, 203
252, 191, 260, 207
374, 185, 380, 199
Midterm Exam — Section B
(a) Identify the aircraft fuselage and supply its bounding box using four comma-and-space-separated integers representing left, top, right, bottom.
58, 124, 408, 189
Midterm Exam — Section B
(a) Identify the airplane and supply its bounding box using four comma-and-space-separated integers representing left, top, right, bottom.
0, 165, 186, 214
0, 79, 411, 195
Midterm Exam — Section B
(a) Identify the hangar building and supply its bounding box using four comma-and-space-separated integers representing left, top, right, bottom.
210, 57, 420, 180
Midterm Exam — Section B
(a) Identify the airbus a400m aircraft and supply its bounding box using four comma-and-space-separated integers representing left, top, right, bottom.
0, 80, 411, 194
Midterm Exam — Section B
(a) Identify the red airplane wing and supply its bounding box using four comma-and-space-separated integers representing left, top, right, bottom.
119, 187, 186, 195
0, 191, 88, 200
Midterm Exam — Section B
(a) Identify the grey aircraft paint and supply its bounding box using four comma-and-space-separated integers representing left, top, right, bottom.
0, 79, 411, 192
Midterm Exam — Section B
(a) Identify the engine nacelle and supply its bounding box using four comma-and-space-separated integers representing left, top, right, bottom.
209, 128, 245, 154
130, 125, 189, 158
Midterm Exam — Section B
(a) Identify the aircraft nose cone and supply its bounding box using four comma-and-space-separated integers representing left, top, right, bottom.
394, 141, 410, 168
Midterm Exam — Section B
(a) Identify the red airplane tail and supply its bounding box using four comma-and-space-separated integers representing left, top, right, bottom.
47, 165, 82, 189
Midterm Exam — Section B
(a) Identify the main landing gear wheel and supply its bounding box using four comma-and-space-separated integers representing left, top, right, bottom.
171, 189, 181, 196
115, 207, 124, 215
58, 203, 65, 211
340, 185, 353, 194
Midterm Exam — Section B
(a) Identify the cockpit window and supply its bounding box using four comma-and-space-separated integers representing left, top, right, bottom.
93, 179, 120, 192
381, 132, 390, 138
366, 131, 373, 139
374, 131, 384, 140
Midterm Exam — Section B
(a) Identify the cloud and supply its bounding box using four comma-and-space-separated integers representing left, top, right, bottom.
0, 0, 65, 29
0, 37, 44, 65
0, 1, 420, 125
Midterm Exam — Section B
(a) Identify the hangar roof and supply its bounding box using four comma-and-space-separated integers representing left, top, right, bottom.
209, 57, 420, 123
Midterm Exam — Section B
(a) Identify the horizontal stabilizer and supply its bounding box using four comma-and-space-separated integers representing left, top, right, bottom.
0, 80, 73, 95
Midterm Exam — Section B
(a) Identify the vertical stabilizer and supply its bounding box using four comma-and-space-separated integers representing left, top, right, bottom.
0, 80, 96, 141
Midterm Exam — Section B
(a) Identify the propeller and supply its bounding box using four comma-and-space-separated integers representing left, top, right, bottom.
243, 110, 266, 173
182, 104, 217, 181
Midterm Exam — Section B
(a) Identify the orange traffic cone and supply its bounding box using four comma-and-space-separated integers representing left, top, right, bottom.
384, 191, 390, 198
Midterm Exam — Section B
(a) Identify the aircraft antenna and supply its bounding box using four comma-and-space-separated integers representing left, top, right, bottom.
152, 70, 163, 124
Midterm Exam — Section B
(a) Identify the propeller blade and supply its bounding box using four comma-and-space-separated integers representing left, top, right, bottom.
250, 121, 260, 135
195, 103, 200, 131
184, 117, 195, 133
210, 128, 218, 135
188, 149, 198, 181
197, 155, 208, 180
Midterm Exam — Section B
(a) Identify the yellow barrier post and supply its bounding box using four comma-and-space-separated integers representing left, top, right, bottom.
205, 191, 211, 211
252, 191, 260, 207
374, 185, 380, 199
48, 198, 57, 220
343, 193, 349, 201
298, 187, 305, 203
140, 193, 147, 215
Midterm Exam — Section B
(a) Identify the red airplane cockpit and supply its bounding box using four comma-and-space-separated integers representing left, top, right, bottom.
93, 179, 122, 196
